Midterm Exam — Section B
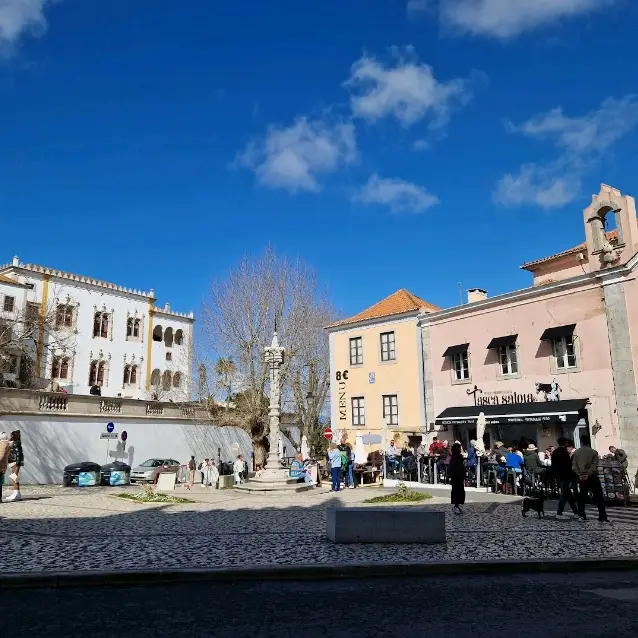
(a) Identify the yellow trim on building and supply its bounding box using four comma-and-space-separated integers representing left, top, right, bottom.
36, 274, 51, 375
145, 304, 154, 391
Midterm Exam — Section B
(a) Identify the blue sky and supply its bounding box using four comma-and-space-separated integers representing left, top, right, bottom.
1, 0, 637, 319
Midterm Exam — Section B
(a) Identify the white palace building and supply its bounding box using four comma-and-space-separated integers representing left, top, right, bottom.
0, 256, 194, 400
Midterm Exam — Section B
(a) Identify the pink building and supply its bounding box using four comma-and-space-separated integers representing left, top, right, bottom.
328, 184, 638, 483
422, 184, 638, 480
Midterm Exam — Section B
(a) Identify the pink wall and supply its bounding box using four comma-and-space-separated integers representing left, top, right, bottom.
621, 274, 638, 400
428, 284, 619, 449
530, 254, 588, 287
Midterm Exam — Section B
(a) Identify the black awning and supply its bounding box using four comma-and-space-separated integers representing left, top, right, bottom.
442, 343, 469, 357
540, 324, 576, 341
434, 399, 588, 427
487, 334, 518, 349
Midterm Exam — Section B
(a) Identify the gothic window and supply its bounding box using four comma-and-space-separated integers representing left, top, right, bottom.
164, 327, 174, 348
162, 370, 172, 391
173, 372, 181, 388
89, 360, 106, 386
151, 368, 161, 386
93, 312, 109, 338
175, 329, 184, 346
153, 325, 163, 342
51, 356, 70, 380
56, 304, 74, 328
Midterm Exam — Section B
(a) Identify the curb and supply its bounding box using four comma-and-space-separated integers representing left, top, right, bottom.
1, 557, 638, 590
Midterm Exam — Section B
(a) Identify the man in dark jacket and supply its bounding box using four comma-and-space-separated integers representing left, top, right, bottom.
551, 438, 578, 516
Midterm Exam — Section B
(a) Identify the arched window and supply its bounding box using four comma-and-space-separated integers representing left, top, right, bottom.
162, 370, 172, 391
133, 319, 141, 338
175, 329, 184, 346
89, 360, 106, 386
153, 325, 163, 342
126, 318, 134, 337
123, 365, 131, 385
151, 369, 161, 386
52, 356, 70, 380
164, 327, 174, 348
93, 312, 109, 338
173, 372, 181, 388
130, 365, 137, 384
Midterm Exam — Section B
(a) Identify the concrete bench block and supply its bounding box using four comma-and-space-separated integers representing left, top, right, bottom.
326, 507, 446, 544
218, 475, 235, 489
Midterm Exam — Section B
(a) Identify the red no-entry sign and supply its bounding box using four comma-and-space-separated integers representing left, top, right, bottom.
324, 427, 333, 440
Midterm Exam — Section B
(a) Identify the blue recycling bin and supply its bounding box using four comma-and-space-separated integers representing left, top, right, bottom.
63, 462, 101, 487
100, 462, 131, 486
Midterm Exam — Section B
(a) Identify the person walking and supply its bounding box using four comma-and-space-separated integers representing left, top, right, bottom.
573, 435, 609, 523
5, 430, 24, 502
328, 443, 342, 492
0, 432, 12, 503
188, 455, 197, 485
551, 438, 578, 517
233, 455, 245, 485
448, 442, 466, 514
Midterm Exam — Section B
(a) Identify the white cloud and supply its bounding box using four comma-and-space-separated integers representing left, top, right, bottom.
407, 0, 433, 18
236, 117, 356, 193
495, 95, 638, 208
353, 174, 439, 213
494, 163, 581, 209
344, 47, 473, 128
508, 95, 638, 154
0, 0, 52, 49
416, 0, 612, 39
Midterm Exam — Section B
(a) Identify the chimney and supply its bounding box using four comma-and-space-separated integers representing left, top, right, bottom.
467, 288, 487, 304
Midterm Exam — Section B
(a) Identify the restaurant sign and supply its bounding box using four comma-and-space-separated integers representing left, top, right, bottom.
477, 390, 536, 406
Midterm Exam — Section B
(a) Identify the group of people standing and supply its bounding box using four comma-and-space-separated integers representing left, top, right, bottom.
0, 430, 24, 503
327, 439, 355, 492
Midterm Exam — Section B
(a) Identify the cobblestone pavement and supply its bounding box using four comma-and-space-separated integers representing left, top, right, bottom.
0, 485, 636, 573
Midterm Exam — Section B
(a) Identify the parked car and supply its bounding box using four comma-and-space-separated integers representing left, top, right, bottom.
130, 458, 181, 484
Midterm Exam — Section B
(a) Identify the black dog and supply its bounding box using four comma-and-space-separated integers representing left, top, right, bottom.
522, 495, 546, 519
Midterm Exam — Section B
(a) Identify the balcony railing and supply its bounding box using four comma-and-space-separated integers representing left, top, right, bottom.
0, 388, 207, 421
38, 394, 68, 412
100, 399, 122, 414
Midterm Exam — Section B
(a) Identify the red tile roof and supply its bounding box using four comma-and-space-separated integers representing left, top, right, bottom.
327, 288, 440, 328
521, 230, 619, 270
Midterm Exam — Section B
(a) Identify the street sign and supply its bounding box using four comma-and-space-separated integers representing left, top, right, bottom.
121, 431, 128, 442
106, 422, 115, 433
324, 427, 333, 441
100, 433, 118, 440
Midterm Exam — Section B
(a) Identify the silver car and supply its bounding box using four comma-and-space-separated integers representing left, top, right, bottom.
130, 458, 181, 484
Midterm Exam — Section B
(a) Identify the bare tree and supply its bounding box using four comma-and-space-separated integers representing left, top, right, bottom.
214, 356, 238, 403
200, 247, 339, 466
0, 290, 76, 389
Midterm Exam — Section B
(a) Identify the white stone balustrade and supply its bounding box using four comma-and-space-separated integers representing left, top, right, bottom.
0, 388, 205, 421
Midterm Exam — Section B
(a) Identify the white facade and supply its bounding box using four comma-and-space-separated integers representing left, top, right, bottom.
0, 256, 194, 400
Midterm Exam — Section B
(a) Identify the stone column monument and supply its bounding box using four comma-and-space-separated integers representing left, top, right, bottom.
235, 331, 311, 492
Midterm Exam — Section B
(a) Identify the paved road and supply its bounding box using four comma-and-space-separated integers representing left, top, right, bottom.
6, 572, 638, 637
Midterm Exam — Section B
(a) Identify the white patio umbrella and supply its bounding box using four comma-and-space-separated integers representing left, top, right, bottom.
300, 435, 310, 460
354, 434, 367, 464
476, 412, 486, 454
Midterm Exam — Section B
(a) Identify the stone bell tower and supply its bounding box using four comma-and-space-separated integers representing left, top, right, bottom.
583, 184, 638, 272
